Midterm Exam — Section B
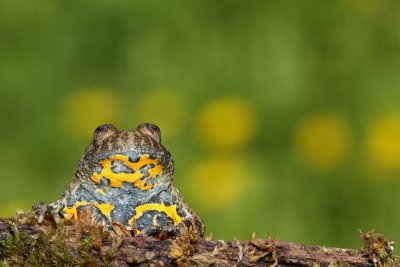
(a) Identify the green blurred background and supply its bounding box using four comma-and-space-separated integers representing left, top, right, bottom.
1, 0, 399, 249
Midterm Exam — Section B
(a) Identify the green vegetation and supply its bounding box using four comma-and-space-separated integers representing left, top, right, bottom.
0, 0, 399, 248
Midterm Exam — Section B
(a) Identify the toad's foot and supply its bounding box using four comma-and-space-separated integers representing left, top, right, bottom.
139, 214, 178, 237
32, 201, 63, 223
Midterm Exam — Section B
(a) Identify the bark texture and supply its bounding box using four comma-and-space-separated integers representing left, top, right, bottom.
0, 211, 397, 266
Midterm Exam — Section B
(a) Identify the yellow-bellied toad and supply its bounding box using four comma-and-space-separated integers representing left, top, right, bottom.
34, 123, 205, 237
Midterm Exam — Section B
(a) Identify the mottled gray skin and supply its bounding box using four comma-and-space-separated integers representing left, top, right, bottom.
34, 123, 205, 237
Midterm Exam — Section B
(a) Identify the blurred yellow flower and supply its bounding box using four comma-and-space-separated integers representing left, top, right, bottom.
187, 154, 250, 210
294, 114, 351, 170
365, 116, 400, 170
61, 89, 121, 138
135, 89, 186, 138
196, 97, 257, 148
345, 0, 388, 15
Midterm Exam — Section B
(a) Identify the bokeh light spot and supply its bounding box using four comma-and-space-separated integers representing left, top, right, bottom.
365, 116, 400, 170
136, 89, 186, 138
188, 155, 250, 210
345, 0, 388, 16
61, 88, 121, 138
294, 114, 351, 170
196, 97, 257, 148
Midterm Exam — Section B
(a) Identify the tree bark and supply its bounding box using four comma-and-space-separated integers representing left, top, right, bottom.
0, 212, 397, 266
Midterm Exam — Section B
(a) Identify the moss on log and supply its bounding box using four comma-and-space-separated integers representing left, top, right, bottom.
0, 210, 398, 266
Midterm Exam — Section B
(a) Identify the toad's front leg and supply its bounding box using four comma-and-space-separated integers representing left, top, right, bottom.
32, 199, 66, 223
33, 179, 80, 223
137, 212, 205, 238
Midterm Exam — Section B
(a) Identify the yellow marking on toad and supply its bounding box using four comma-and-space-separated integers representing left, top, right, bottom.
95, 203, 114, 220
95, 188, 106, 195
128, 203, 183, 234
91, 154, 163, 190
63, 201, 89, 220
63, 201, 114, 220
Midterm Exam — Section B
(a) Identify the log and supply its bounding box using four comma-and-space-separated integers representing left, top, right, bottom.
0, 210, 398, 266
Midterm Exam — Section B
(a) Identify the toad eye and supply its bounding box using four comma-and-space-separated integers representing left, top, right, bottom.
95, 124, 109, 134
93, 124, 118, 144
152, 125, 160, 133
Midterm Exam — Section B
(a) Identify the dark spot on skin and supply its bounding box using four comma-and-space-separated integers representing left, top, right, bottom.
111, 160, 134, 174
138, 172, 151, 185
111, 161, 116, 170
149, 154, 158, 160
175, 205, 187, 218
121, 181, 136, 189
128, 155, 140, 163
149, 194, 172, 206
100, 177, 110, 186
138, 164, 158, 186
140, 164, 155, 171
143, 180, 153, 189
92, 164, 104, 174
